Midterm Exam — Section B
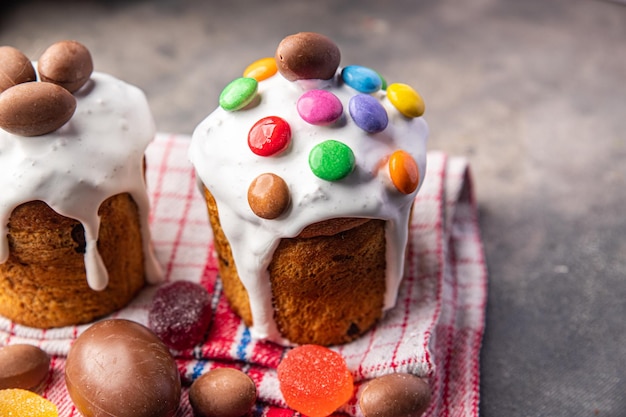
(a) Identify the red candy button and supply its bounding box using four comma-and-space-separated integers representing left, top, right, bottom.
248, 116, 291, 156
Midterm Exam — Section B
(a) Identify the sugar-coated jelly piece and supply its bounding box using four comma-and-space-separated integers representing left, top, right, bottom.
248, 173, 290, 219
219, 77, 258, 111
148, 281, 213, 350
277, 345, 353, 417
388, 150, 419, 194
0, 344, 50, 390
275, 32, 341, 81
297, 90, 343, 125
248, 116, 291, 156
0, 388, 58, 417
341, 65, 382, 94
386, 83, 425, 118
243, 57, 277, 81
348, 94, 388, 133
309, 140, 355, 181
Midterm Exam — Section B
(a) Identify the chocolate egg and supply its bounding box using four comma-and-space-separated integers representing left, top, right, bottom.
189, 368, 257, 417
65, 319, 181, 417
275, 32, 340, 81
0, 46, 36, 93
38, 40, 93, 93
359, 373, 431, 417
248, 173, 290, 219
0, 81, 76, 136
0, 344, 50, 390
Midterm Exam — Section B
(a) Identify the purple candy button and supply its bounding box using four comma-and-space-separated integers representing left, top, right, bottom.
348, 94, 388, 133
297, 90, 343, 125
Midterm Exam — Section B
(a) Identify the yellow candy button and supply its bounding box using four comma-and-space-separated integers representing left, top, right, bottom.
387, 83, 425, 118
0, 388, 58, 417
243, 57, 277, 82
388, 150, 419, 194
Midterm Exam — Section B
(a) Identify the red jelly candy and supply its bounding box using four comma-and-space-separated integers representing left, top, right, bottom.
148, 281, 212, 350
277, 345, 353, 417
248, 116, 291, 156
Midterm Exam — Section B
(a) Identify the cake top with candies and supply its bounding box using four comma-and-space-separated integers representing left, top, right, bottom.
189, 32, 428, 342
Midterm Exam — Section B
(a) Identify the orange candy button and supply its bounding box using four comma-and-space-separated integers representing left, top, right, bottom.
0, 388, 58, 417
389, 150, 419, 194
243, 57, 277, 81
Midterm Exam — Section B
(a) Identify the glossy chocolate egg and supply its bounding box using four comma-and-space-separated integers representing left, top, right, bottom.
359, 373, 431, 417
189, 368, 257, 417
0, 344, 50, 390
275, 32, 340, 81
38, 40, 93, 93
0, 46, 36, 93
0, 81, 76, 136
65, 319, 181, 417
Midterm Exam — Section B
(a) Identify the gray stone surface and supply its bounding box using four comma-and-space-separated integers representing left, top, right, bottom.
2, 0, 625, 415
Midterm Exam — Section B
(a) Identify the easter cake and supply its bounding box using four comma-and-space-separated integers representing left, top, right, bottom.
0, 41, 162, 328
190, 32, 428, 346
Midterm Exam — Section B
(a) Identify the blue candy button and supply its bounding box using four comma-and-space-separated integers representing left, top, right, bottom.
341, 65, 382, 93
348, 94, 388, 133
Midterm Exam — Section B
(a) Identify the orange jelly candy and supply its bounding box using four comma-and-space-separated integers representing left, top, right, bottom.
388, 150, 419, 194
277, 344, 353, 417
0, 388, 58, 417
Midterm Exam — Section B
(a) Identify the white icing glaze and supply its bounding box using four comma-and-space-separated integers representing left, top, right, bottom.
0, 70, 163, 291
189, 72, 428, 343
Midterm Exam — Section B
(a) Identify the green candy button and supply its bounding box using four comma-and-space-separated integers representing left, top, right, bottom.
308, 140, 355, 181
219, 77, 258, 111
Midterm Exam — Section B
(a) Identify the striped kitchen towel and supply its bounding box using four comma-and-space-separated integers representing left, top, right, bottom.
0, 133, 487, 417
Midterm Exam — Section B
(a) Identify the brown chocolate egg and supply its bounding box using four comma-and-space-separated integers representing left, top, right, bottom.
189, 368, 257, 417
0, 344, 50, 390
248, 173, 290, 219
275, 32, 340, 81
0, 46, 36, 93
0, 81, 76, 136
65, 319, 181, 417
359, 373, 431, 417
38, 40, 93, 93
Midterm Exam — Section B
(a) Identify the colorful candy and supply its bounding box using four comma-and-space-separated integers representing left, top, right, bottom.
297, 90, 343, 125
309, 140, 355, 181
0, 344, 50, 390
386, 83, 425, 118
0, 388, 58, 417
148, 280, 213, 350
275, 32, 341, 81
248, 116, 291, 156
219, 77, 258, 111
388, 150, 419, 194
348, 94, 388, 133
243, 57, 277, 81
189, 368, 257, 417
277, 345, 353, 417
341, 65, 382, 94
0, 46, 36, 93
359, 373, 431, 417
248, 173, 290, 219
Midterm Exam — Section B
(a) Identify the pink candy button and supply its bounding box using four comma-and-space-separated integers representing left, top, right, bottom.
296, 90, 343, 125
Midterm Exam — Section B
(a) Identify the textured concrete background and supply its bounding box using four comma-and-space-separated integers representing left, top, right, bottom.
2, 0, 625, 415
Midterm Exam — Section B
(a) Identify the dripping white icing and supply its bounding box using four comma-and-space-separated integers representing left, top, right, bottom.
0, 70, 163, 290
189, 72, 428, 343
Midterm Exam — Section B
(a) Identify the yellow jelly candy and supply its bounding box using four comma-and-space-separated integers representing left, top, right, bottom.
388, 150, 420, 194
387, 83, 425, 118
0, 388, 58, 417
243, 57, 277, 82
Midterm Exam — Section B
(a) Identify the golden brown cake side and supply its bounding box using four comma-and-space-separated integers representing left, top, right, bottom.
204, 187, 386, 346
0, 193, 145, 328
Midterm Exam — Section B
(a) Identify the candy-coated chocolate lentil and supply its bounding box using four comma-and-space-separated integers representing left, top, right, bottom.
309, 140, 355, 181
248, 173, 290, 219
348, 94, 388, 133
376, 71, 388, 90
219, 77, 258, 111
277, 345, 353, 417
388, 150, 419, 194
248, 116, 291, 156
386, 83, 425, 118
0, 388, 58, 417
341, 65, 382, 94
297, 90, 343, 125
243, 57, 277, 81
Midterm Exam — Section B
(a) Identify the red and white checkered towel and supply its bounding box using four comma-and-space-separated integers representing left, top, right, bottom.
0, 133, 487, 417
